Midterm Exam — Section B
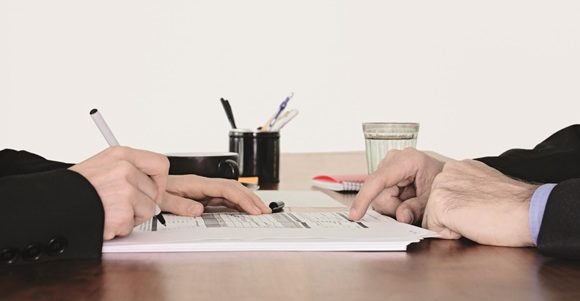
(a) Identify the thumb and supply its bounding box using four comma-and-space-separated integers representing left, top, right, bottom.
394, 194, 429, 224
161, 192, 204, 217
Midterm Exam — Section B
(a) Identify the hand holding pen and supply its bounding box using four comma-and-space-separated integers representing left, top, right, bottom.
69, 145, 170, 239
88, 109, 167, 227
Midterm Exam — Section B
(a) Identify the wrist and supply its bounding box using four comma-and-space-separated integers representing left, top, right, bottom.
516, 183, 539, 247
518, 200, 534, 247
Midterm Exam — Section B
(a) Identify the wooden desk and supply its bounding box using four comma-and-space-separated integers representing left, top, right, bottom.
2, 152, 580, 301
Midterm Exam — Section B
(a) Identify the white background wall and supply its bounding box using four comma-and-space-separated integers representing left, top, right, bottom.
1, 1, 579, 163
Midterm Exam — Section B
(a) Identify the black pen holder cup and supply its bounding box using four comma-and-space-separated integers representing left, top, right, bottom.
229, 129, 280, 183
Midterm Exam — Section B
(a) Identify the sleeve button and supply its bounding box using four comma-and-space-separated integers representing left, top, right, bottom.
22, 244, 42, 261
1, 248, 19, 264
46, 237, 68, 256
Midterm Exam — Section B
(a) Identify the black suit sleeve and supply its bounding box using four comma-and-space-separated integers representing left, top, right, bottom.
0, 150, 104, 264
476, 125, 580, 183
0, 149, 73, 177
536, 179, 580, 260
475, 125, 580, 259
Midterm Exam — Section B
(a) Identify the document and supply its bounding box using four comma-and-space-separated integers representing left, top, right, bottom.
136, 211, 385, 231
102, 191, 437, 253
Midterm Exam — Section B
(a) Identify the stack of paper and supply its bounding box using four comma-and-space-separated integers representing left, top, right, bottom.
103, 191, 437, 253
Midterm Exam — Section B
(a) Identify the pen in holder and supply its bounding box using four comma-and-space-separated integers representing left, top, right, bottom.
229, 129, 280, 183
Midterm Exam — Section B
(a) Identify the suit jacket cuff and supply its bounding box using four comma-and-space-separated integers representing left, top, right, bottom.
529, 184, 556, 246
537, 178, 580, 259
0, 169, 104, 264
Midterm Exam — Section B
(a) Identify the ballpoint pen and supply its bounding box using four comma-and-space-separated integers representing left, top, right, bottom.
220, 98, 237, 129
89, 109, 167, 226
260, 92, 294, 131
270, 109, 299, 131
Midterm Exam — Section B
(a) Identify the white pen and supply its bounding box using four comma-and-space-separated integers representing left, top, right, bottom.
89, 108, 166, 226
270, 109, 299, 131
259, 92, 294, 131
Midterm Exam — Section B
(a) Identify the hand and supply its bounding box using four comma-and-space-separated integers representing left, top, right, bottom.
160, 174, 271, 216
423, 160, 538, 247
349, 148, 445, 224
69, 147, 169, 240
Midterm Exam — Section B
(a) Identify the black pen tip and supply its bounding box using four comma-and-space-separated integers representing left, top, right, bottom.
156, 214, 167, 226
90, 108, 98, 115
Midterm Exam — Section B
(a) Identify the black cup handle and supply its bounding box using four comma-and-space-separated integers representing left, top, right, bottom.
218, 159, 239, 179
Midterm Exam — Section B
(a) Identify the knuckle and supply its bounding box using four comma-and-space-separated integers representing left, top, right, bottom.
385, 149, 401, 160
109, 218, 130, 235
108, 219, 123, 232
232, 179, 245, 189
103, 230, 115, 240
371, 203, 387, 215
402, 147, 420, 162
463, 159, 482, 169
442, 161, 457, 172
102, 146, 115, 156
119, 185, 138, 201
431, 174, 447, 191
117, 224, 133, 237
413, 151, 427, 165
108, 146, 131, 157
223, 178, 242, 189
120, 209, 134, 223
449, 160, 465, 169
160, 155, 170, 172
220, 178, 235, 185
365, 173, 382, 186
115, 161, 136, 178
104, 204, 135, 236
371, 197, 391, 210
402, 147, 417, 155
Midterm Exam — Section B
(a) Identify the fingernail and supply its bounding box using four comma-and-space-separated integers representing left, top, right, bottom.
401, 209, 414, 224
189, 205, 202, 217
349, 208, 357, 219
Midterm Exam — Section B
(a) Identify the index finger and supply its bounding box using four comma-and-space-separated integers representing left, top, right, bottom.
215, 180, 268, 215
108, 146, 170, 203
349, 158, 417, 221
179, 176, 266, 215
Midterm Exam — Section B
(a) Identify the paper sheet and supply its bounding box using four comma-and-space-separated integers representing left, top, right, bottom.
102, 190, 437, 253
137, 211, 390, 231
104, 210, 437, 253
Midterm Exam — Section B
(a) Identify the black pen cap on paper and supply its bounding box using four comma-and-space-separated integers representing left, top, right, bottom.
269, 201, 285, 213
